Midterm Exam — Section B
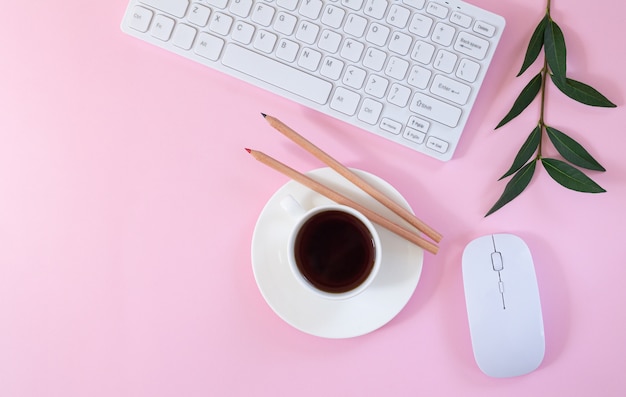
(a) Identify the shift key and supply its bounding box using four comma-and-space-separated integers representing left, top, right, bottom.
139, 0, 189, 17
410, 93, 462, 127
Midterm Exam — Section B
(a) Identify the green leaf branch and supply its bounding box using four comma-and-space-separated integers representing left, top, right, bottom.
486, 0, 616, 216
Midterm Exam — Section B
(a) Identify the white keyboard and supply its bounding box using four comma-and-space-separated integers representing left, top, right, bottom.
121, 0, 505, 161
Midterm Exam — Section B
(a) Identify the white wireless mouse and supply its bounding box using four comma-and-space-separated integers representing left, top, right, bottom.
462, 233, 545, 378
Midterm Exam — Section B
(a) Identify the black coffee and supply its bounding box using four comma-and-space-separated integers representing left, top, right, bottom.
294, 210, 376, 294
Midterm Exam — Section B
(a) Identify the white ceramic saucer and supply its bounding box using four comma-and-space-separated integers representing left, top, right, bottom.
251, 167, 424, 338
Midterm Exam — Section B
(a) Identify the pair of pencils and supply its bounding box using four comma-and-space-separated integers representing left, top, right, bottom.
247, 114, 441, 255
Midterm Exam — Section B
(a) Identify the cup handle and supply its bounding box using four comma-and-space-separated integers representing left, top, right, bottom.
280, 195, 307, 219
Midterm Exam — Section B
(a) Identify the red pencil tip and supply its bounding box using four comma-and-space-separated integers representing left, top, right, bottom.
245, 148, 251, 153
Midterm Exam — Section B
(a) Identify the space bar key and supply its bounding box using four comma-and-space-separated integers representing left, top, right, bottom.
221, 45, 332, 105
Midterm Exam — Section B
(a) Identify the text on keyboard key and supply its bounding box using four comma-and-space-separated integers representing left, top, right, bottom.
426, 136, 450, 153
222, 44, 333, 105
194, 32, 225, 60
380, 118, 402, 135
358, 98, 383, 125
426, 2, 448, 18
410, 93, 461, 127
129, 6, 153, 32
454, 31, 489, 60
403, 127, 426, 144
473, 20, 496, 37
430, 74, 471, 105
330, 87, 361, 115
151, 15, 175, 41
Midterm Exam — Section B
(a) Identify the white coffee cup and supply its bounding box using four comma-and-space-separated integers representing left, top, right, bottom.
281, 195, 382, 300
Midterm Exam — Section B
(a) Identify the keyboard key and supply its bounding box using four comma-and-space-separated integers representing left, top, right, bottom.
385, 56, 409, 80
474, 21, 496, 37
322, 5, 346, 28
139, 0, 188, 18
380, 118, 402, 134
402, 0, 425, 10
344, 14, 368, 37
409, 14, 433, 37
207, 0, 227, 9
129, 6, 153, 32
222, 44, 333, 105
253, 30, 278, 53
230, 0, 253, 17
410, 41, 435, 64
299, 0, 323, 19
388, 32, 412, 55
407, 116, 430, 132
298, 48, 323, 71
320, 57, 345, 80
277, 0, 298, 11
433, 50, 458, 73
343, 65, 367, 89
274, 12, 298, 35
194, 32, 224, 60
426, 2, 448, 19
363, 47, 387, 71
209, 12, 233, 36
366, 23, 390, 46
296, 21, 320, 45
426, 136, 449, 153
410, 93, 461, 127
318, 30, 342, 53
188, 4, 211, 26
151, 14, 175, 41
252, 4, 276, 26
403, 127, 426, 144
454, 32, 489, 60
431, 22, 455, 47
363, 0, 389, 19
387, 4, 411, 28
387, 83, 411, 107
364, 75, 389, 98
430, 74, 471, 105
232, 21, 255, 44
276, 39, 299, 62
340, 38, 364, 62
330, 87, 361, 115
450, 11, 472, 28
358, 98, 383, 124
407, 65, 432, 89
456, 58, 480, 83
172, 23, 197, 49
342, 0, 364, 11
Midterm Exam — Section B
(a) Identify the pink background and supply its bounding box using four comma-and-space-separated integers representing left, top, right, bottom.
2, 1, 625, 396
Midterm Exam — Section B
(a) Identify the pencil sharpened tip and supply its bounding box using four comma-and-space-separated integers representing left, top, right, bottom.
245, 148, 251, 153
260, 113, 267, 118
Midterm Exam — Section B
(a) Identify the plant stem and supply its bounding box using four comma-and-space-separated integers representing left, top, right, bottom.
537, 0, 552, 160
537, 58, 548, 159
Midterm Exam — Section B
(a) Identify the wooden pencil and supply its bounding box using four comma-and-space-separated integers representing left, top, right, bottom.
261, 113, 442, 243
246, 148, 439, 255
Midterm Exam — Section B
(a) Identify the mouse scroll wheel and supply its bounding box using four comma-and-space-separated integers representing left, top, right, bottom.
491, 252, 504, 271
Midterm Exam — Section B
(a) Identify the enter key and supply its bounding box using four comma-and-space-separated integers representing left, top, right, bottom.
430, 74, 471, 105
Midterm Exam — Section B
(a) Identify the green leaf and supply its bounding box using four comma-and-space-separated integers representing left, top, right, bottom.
495, 73, 542, 129
544, 19, 567, 81
541, 158, 606, 193
486, 160, 537, 216
517, 15, 548, 77
500, 125, 541, 180
550, 75, 617, 107
545, 126, 606, 171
